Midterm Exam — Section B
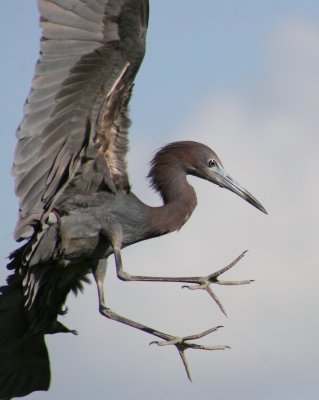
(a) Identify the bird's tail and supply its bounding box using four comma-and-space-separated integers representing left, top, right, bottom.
0, 239, 90, 399
0, 267, 50, 399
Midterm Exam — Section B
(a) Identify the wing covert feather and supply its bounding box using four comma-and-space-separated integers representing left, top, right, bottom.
13, 0, 149, 241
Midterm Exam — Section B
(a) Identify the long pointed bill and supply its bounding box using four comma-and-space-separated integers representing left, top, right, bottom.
212, 167, 267, 214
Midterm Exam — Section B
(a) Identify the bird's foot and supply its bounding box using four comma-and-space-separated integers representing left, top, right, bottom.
150, 326, 229, 381
182, 250, 253, 316
99, 305, 228, 380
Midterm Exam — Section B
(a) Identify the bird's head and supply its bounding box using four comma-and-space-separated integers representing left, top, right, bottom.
150, 141, 266, 214
182, 141, 267, 214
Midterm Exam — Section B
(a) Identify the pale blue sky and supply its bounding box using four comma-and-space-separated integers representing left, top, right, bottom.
1, 1, 319, 399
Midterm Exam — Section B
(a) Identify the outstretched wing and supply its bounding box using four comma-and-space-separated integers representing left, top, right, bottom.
13, 0, 149, 241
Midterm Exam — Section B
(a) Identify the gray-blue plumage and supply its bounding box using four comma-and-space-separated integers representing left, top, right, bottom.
0, 1, 267, 398
1, 1, 149, 397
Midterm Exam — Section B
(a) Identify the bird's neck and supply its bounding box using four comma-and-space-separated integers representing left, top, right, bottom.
147, 170, 197, 236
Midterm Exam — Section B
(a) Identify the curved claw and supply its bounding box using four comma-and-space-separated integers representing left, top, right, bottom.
150, 326, 229, 380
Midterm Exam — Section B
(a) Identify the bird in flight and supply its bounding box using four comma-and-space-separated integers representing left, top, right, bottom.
0, 0, 266, 398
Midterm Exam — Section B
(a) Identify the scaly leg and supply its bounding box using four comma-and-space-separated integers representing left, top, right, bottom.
114, 248, 251, 316
92, 260, 229, 380
100, 218, 252, 316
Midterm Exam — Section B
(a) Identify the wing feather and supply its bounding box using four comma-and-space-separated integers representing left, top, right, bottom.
13, 0, 149, 240
42, 22, 104, 41
39, 1, 102, 32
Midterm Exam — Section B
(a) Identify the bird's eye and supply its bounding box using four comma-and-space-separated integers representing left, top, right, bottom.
208, 159, 217, 168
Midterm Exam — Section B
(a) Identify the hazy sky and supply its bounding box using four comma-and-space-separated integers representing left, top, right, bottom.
1, 1, 319, 399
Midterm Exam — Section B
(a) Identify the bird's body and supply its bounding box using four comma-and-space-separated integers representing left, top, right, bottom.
22, 140, 207, 271
0, 0, 266, 398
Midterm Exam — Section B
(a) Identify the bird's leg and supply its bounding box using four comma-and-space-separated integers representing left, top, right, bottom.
92, 258, 108, 308
114, 247, 252, 316
101, 217, 251, 316
91, 234, 229, 379
92, 259, 228, 380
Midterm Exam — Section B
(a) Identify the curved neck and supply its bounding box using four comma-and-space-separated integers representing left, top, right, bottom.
147, 169, 197, 236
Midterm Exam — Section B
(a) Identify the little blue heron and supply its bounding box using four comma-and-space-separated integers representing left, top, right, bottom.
0, 0, 266, 398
